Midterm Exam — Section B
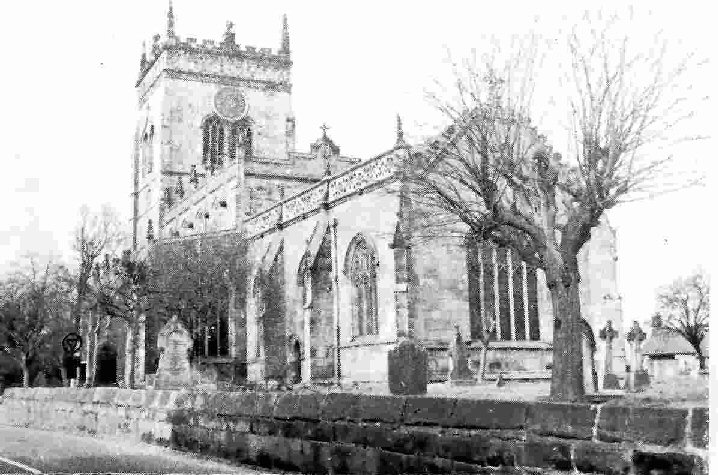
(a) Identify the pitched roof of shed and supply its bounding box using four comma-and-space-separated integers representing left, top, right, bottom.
642, 327, 708, 357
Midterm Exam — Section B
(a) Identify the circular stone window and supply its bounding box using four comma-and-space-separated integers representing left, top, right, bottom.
213, 87, 248, 121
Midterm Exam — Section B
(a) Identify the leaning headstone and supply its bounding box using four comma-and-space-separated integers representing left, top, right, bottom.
599, 320, 621, 390
626, 321, 649, 391
388, 339, 427, 395
449, 326, 475, 385
155, 315, 193, 389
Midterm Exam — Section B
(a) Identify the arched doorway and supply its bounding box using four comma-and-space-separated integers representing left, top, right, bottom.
96, 342, 118, 386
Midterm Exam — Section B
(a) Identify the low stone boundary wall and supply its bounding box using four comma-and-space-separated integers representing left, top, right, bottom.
0, 388, 708, 474
0, 387, 181, 445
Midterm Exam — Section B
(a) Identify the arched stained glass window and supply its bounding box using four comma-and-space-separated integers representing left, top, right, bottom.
346, 235, 378, 337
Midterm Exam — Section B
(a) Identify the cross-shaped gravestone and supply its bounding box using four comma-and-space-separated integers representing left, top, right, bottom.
598, 320, 620, 389
626, 320, 650, 391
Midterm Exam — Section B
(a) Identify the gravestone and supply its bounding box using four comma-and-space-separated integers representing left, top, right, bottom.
599, 320, 621, 390
155, 315, 193, 389
388, 339, 427, 395
626, 320, 650, 391
449, 326, 475, 385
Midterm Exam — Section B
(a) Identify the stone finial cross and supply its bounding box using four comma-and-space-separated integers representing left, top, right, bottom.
320, 123, 330, 138
226, 21, 235, 33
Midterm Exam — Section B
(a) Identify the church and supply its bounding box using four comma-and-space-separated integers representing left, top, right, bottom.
123, 4, 626, 390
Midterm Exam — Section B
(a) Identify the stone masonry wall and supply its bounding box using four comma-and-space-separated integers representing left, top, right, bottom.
0, 388, 708, 474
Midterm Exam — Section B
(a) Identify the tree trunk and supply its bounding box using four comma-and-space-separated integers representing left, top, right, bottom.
21, 355, 30, 388
59, 365, 68, 387
88, 319, 100, 387
478, 340, 489, 381
549, 270, 585, 401
696, 349, 706, 371
127, 321, 136, 389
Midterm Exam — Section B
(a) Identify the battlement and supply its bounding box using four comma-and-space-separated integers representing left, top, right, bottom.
137, 6, 291, 87
137, 37, 291, 87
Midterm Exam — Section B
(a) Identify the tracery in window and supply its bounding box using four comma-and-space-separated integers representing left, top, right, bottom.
466, 238, 540, 342
202, 115, 252, 173
346, 235, 379, 337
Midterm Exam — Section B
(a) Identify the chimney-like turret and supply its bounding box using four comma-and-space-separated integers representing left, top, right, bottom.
651, 313, 663, 329
151, 34, 161, 58
222, 21, 236, 47
167, 0, 175, 39
395, 114, 406, 146
279, 14, 290, 56
139, 41, 147, 76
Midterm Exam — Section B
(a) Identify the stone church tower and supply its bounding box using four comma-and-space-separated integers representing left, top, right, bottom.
125, 4, 357, 386
132, 4, 309, 251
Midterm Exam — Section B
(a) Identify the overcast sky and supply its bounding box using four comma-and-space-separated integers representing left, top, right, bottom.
0, 1, 713, 329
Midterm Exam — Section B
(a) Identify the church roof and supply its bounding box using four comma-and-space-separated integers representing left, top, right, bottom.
642, 327, 706, 357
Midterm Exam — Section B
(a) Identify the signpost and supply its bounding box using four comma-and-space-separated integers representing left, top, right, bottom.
62, 333, 83, 386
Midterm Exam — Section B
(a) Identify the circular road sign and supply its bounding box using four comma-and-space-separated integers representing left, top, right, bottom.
62, 333, 83, 353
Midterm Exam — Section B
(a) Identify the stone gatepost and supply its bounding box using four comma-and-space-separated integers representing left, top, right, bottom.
599, 320, 620, 390
626, 320, 649, 391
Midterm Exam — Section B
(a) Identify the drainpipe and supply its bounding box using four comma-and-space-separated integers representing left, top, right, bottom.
330, 218, 341, 386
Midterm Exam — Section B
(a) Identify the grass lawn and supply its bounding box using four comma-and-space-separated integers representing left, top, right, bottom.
308, 373, 709, 407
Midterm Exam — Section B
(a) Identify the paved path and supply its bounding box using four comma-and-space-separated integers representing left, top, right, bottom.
0, 425, 288, 474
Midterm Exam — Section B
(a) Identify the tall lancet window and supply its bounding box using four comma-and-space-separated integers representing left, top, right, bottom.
202, 115, 224, 171
346, 235, 379, 337
466, 237, 540, 341
229, 123, 238, 162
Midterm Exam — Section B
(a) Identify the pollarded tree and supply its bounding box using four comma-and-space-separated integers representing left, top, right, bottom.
656, 270, 709, 370
404, 19, 703, 400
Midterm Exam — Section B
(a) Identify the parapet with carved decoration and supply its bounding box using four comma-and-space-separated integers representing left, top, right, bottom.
244, 147, 409, 238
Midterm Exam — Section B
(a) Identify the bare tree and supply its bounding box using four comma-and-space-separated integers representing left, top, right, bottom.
0, 258, 73, 387
146, 233, 248, 362
656, 270, 709, 370
72, 204, 124, 328
403, 20, 702, 400
90, 251, 148, 388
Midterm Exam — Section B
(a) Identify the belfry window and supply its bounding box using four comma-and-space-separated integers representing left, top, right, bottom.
346, 235, 379, 337
202, 116, 252, 172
